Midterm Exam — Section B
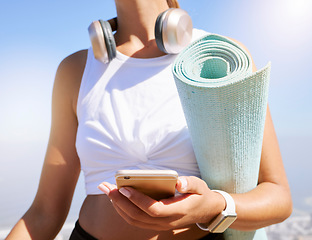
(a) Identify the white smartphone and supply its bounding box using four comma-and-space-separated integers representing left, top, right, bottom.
115, 169, 178, 200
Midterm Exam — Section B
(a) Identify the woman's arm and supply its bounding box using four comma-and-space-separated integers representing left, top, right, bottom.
98, 45, 292, 232
230, 105, 292, 230
226, 39, 292, 230
99, 125, 292, 232
6, 50, 87, 240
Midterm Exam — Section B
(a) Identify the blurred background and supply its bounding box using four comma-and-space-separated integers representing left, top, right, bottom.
0, 0, 311, 238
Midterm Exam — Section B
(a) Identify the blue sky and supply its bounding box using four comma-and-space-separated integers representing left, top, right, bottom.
1, 0, 312, 230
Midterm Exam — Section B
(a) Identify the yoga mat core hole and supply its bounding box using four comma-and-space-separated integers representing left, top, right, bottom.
199, 57, 229, 79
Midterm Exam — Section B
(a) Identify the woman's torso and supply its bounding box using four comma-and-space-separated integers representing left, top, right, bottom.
79, 195, 212, 240
75, 49, 201, 195
74, 29, 210, 239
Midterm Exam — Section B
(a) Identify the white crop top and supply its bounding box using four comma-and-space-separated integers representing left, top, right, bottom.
76, 29, 208, 195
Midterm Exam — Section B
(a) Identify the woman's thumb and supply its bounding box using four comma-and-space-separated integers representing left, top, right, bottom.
177, 176, 208, 194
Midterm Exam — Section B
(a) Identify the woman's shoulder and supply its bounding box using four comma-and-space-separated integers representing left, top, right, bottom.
226, 37, 257, 71
54, 49, 89, 112
193, 28, 250, 52
56, 49, 88, 82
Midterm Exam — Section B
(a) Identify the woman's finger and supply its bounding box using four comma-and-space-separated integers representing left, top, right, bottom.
113, 203, 171, 231
99, 182, 166, 223
176, 176, 209, 194
118, 186, 183, 218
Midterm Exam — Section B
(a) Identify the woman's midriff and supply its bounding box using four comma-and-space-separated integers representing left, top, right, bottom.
78, 195, 210, 240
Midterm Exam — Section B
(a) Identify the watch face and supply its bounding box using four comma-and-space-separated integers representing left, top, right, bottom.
210, 213, 237, 233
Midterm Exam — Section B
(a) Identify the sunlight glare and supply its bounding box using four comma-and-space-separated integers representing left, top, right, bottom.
286, 0, 312, 18
262, 0, 312, 48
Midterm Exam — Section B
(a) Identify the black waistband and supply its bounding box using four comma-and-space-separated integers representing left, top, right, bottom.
69, 220, 98, 240
69, 219, 223, 240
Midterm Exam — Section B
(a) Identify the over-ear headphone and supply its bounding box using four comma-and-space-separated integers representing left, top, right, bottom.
88, 8, 193, 63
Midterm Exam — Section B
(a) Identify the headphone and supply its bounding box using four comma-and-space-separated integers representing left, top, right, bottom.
88, 8, 193, 63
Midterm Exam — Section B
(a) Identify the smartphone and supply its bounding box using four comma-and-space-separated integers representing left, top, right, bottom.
115, 169, 178, 200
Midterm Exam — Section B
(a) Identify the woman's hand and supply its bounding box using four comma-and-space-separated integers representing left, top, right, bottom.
98, 176, 225, 231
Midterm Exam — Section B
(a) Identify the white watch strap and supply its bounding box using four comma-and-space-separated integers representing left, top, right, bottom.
196, 190, 237, 232
212, 190, 236, 214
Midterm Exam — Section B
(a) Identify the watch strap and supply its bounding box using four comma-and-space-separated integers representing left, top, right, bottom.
213, 190, 236, 214
196, 190, 237, 233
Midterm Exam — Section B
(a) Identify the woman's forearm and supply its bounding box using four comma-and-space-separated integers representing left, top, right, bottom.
6, 218, 34, 240
227, 105, 292, 231
6, 206, 65, 240
230, 181, 292, 231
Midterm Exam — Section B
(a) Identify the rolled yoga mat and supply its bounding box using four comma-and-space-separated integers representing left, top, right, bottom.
172, 34, 271, 240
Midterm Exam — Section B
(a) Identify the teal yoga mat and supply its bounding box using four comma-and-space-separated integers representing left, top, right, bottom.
172, 34, 271, 240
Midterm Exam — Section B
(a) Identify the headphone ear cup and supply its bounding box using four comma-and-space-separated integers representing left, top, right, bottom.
155, 9, 169, 53
99, 20, 116, 62
88, 20, 116, 63
155, 8, 193, 54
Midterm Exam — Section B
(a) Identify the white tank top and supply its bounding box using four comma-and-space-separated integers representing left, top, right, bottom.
76, 29, 208, 195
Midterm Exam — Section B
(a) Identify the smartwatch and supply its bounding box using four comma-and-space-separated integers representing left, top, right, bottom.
196, 190, 237, 233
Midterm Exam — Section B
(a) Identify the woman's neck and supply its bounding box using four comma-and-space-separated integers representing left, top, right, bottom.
114, 0, 170, 58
